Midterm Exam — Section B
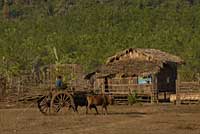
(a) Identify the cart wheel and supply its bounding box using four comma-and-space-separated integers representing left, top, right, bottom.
37, 96, 51, 115
50, 92, 75, 114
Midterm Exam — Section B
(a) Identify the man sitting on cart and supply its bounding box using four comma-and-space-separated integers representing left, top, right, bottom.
56, 75, 63, 90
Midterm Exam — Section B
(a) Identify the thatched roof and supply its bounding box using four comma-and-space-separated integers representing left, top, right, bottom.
85, 48, 184, 79
106, 48, 184, 64
96, 60, 161, 78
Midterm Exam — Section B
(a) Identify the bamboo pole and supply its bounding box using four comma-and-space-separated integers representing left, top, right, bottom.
151, 74, 158, 103
48, 65, 52, 92
176, 73, 181, 105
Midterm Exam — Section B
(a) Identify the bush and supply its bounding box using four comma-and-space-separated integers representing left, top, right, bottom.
128, 90, 138, 105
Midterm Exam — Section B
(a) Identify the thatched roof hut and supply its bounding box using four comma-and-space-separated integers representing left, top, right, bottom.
86, 48, 184, 79
85, 48, 184, 103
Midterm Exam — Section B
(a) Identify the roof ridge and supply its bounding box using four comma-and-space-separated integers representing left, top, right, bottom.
106, 48, 184, 64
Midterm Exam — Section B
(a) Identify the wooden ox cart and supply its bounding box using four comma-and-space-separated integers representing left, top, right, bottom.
17, 82, 114, 115
36, 88, 114, 115
17, 85, 89, 115
37, 88, 88, 115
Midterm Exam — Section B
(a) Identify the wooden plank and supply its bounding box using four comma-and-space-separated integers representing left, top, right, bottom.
180, 81, 200, 85
109, 92, 129, 95
151, 74, 158, 103
170, 93, 200, 103
109, 83, 152, 87
178, 82, 200, 94
109, 88, 152, 94
176, 79, 180, 104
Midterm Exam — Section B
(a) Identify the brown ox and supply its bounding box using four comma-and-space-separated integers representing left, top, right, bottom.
86, 94, 114, 115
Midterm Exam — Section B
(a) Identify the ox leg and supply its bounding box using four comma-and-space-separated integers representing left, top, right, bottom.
69, 104, 77, 112
94, 105, 99, 115
68, 105, 73, 111
102, 106, 104, 114
86, 104, 92, 114
102, 105, 108, 115
75, 105, 78, 113
86, 106, 89, 114
105, 106, 108, 115
85, 106, 88, 114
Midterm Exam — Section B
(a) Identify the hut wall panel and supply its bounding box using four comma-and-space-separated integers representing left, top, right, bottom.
108, 83, 152, 95
178, 81, 200, 94
108, 77, 137, 85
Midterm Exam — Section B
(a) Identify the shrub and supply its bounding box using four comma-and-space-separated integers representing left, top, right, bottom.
128, 90, 138, 105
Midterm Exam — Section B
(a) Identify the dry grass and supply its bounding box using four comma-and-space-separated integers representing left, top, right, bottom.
0, 104, 200, 134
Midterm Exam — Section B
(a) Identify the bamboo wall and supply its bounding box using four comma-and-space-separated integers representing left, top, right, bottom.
93, 77, 153, 96
173, 81, 200, 104
176, 81, 200, 95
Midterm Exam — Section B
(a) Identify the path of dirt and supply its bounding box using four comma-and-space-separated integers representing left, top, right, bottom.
0, 104, 200, 134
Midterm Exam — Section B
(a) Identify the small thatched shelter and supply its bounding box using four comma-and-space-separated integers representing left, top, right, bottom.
85, 48, 184, 103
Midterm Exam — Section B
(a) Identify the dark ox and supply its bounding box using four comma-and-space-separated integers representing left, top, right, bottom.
86, 94, 114, 115
72, 93, 88, 112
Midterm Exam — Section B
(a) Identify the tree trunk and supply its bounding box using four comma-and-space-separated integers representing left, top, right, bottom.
3, 0, 9, 19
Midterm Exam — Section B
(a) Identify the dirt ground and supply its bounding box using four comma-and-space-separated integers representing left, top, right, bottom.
0, 103, 200, 134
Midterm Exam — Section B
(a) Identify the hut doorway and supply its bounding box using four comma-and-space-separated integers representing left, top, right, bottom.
157, 63, 177, 93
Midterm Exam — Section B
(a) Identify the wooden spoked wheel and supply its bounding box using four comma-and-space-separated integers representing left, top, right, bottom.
37, 96, 51, 115
50, 92, 74, 114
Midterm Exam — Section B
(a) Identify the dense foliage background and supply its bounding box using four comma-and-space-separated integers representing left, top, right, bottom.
0, 0, 200, 80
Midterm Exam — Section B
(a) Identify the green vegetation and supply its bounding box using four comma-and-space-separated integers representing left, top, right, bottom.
0, 0, 200, 80
128, 90, 138, 105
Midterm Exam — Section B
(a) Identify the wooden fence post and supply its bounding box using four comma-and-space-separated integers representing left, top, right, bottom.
151, 74, 158, 104
0, 82, 2, 100
17, 77, 21, 105
50, 65, 53, 92
176, 73, 180, 105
